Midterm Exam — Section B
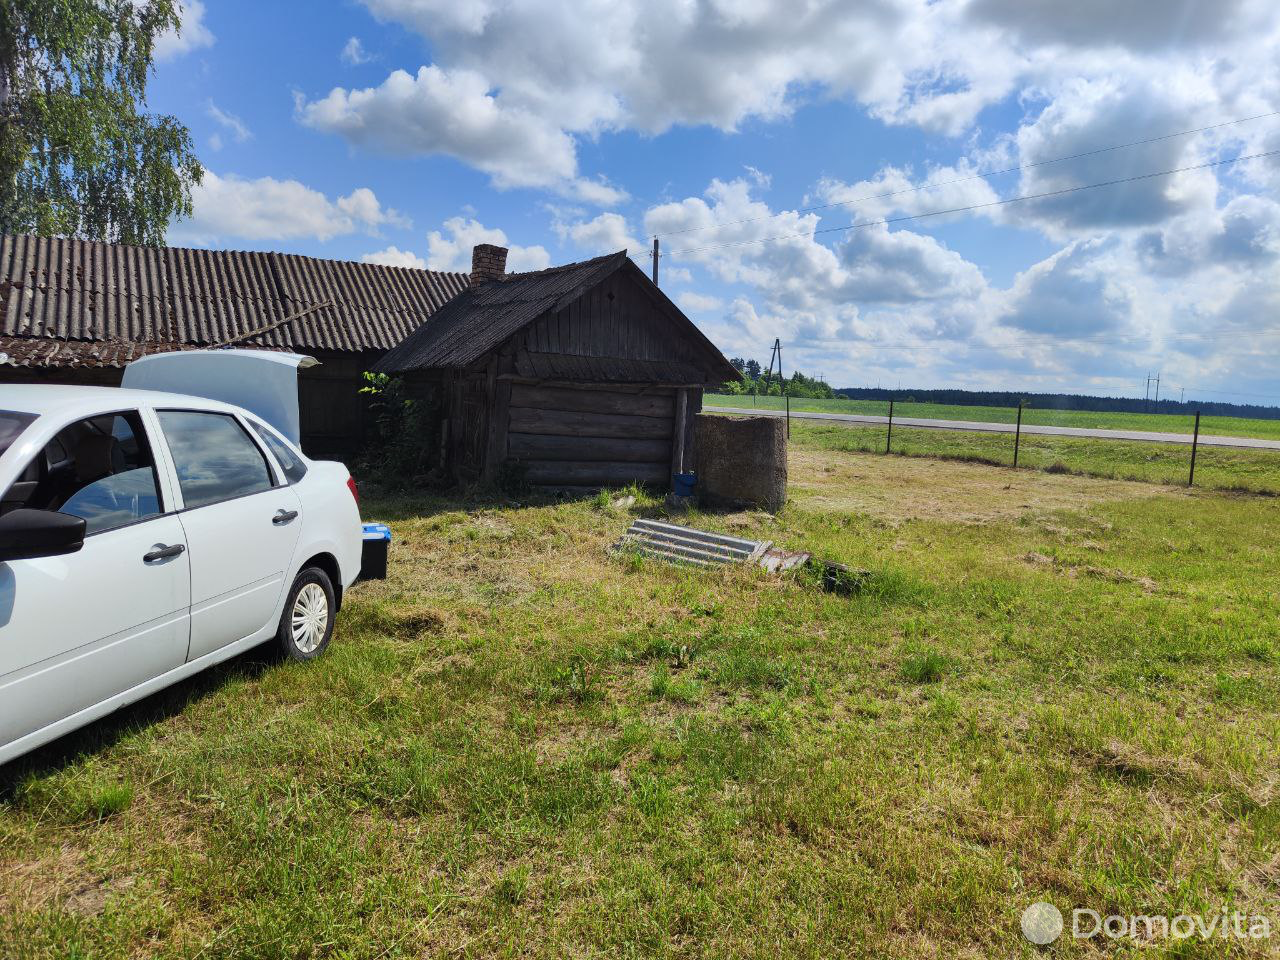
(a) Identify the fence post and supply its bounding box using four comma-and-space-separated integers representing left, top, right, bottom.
1189, 411, 1201, 487
886, 399, 894, 454
1013, 401, 1024, 468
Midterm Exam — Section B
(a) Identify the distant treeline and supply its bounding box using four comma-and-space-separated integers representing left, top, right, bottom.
724, 358, 836, 399
833, 387, 1280, 420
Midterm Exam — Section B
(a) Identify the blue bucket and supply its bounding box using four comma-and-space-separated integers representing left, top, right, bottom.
672, 472, 697, 497
361, 522, 392, 542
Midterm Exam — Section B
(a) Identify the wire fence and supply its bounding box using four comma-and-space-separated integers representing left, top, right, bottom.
704, 394, 1280, 496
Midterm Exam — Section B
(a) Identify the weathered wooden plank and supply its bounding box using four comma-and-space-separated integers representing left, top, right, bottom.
520, 459, 670, 485
500, 371, 662, 393
527, 483, 604, 496
483, 377, 512, 482
510, 383, 675, 418
671, 388, 688, 473
507, 406, 673, 439
686, 387, 703, 466
585, 286, 598, 356
508, 432, 672, 463
557, 305, 569, 353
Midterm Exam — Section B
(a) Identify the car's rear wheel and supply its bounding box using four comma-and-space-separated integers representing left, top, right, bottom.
277, 567, 336, 661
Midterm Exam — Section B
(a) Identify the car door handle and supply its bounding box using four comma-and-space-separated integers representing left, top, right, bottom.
143, 543, 186, 563
272, 509, 299, 525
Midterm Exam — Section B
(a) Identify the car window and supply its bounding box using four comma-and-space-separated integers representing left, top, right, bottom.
0, 411, 163, 534
0, 410, 36, 459
157, 410, 273, 510
249, 421, 308, 484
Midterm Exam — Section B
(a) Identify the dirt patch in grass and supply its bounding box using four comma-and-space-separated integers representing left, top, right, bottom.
1085, 739, 1204, 788
393, 605, 449, 635
788, 447, 1185, 523
1022, 552, 1159, 592
65, 874, 135, 917
0, 843, 104, 915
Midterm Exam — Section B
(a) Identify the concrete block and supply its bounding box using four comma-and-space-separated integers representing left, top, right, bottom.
693, 414, 786, 512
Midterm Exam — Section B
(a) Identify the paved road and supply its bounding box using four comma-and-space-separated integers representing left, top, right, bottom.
709, 406, 1280, 451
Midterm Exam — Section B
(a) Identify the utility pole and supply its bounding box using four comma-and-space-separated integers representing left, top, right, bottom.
1144, 373, 1162, 414
763, 338, 783, 391
651, 237, 659, 286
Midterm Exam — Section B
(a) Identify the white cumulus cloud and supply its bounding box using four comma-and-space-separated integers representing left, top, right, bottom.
297, 65, 625, 204
425, 217, 550, 273
362, 246, 427, 269
341, 37, 373, 66
171, 172, 408, 245
153, 0, 214, 61
276, 0, 1280, 395
207, 102, 251, 143
677, 291, 723, 313
556, 212, 642, 256
285, 0, 1280, 249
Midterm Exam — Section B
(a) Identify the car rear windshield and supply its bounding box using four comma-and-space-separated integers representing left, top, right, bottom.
0, 411, 36, 459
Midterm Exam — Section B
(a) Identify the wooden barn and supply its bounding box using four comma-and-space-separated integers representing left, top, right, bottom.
374, 244, 739, 490
0, 234, 740, 487
0, 233, 467, 457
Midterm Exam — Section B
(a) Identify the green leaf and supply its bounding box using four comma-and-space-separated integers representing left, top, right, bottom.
0, 0, 202, 243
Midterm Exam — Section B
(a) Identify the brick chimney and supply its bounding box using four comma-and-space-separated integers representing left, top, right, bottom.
470, 243, 508, 286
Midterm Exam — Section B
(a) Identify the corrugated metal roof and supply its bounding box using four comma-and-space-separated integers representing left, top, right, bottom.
374, 251, 739, 383
613, 519, 771, 567
0, 335, 199, 369
0, 234, 469, 364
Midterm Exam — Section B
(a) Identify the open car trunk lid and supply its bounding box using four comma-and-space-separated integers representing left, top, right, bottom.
122, 349, 317, 444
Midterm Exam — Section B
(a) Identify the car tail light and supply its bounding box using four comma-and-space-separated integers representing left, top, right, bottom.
347, 475, 359, 504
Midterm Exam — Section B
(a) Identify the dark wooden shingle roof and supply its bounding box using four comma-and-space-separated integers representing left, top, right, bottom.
0, 234, 468, 366
374, 251, 738, 384
376, 251, 626, 372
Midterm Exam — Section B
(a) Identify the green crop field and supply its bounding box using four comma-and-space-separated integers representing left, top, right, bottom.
3, 439, 1278, 957
705, 392, 1280, 441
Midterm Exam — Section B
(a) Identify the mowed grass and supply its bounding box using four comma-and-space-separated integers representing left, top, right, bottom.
705, 392, 1280, 441
783, 419, 1280, 495
2, 450, 1279, 957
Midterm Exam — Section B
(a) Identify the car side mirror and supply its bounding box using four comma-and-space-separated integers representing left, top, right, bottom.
0, 509, 87, 562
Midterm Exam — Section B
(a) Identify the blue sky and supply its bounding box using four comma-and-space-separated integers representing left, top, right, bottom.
150, 0, 1280, 403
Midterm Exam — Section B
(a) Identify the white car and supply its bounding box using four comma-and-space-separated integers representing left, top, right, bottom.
0, 381, 362, 765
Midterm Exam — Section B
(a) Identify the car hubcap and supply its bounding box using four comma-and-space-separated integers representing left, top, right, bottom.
291, 583, 329, 653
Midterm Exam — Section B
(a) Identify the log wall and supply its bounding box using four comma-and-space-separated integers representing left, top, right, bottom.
504, 381, 678, 489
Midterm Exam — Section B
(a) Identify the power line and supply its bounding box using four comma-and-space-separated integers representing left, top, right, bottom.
839, 325, 1280, 354
1013, 326, 1280, 349
1179, 385, 1280, 401
649, 110, 1280, 241
664, 148, 1280, 257
837, 383, 1280, 405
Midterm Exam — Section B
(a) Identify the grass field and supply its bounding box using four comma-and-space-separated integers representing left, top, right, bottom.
787, 420, 1280, 494
705, 393, 1280, 441
2, 442, 1279, 957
